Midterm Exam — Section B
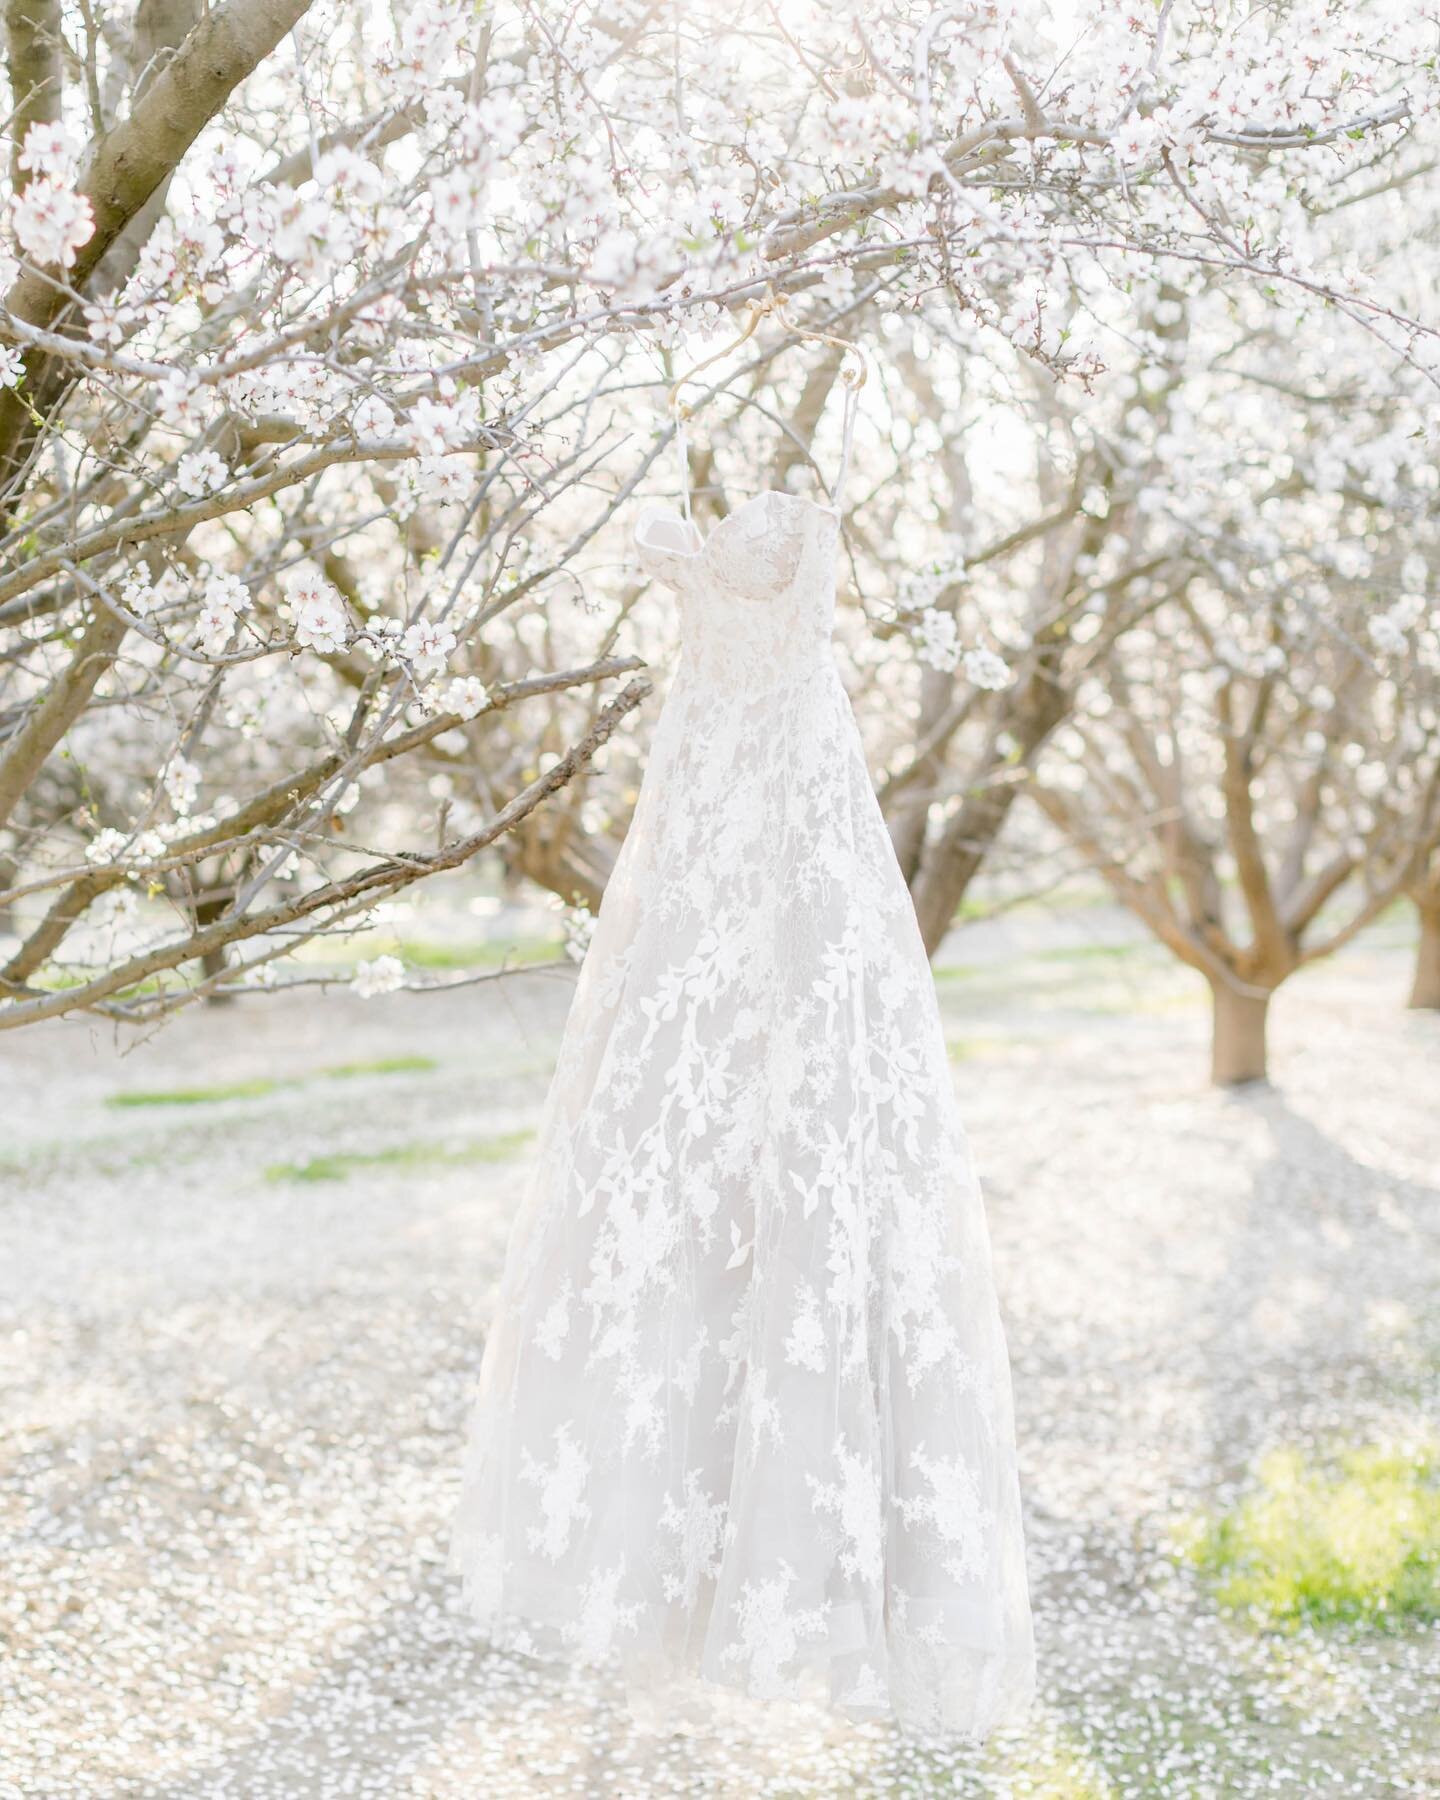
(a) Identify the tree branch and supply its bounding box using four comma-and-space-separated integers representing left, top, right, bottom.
0, 0, 318, 500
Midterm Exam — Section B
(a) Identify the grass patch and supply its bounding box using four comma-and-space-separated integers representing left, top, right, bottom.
1032, 940, 1144, 964
265, 1130, 534, 1183
946, 1036, 1010, 1061
392, 936, 558, 970
931, 962, 984, 984
107, 1054, 440, 1109
108, 1078, 281, 1107
317, 1054, 438, 1079
1185, 1440, 1440, 1629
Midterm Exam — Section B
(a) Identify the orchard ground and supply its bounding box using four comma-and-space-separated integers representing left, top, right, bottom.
1, 896, 1437, 1799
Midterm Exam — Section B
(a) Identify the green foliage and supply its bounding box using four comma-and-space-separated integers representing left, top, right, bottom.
1186, 1441, 1440, 1628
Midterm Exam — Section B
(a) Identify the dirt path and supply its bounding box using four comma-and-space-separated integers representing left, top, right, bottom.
2, 915, 1436, 1797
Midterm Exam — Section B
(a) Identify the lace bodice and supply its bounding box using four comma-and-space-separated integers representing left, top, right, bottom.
634, 491, 841, 693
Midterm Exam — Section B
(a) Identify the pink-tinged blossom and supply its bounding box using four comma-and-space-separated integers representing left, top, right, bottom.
175, 450, 228, 497
0, 346, 23, 389
17, 121, 77, 179
157, 376, 217, 433
350, 393, 396, 438
399, 618, 458, 676
194, 599, 240, 656
289, 572, 351, 657
430, 165, 488, 238
1112, 116, 1166, 169
82, 300, 126, 346
12, 177, 94, 268
314, 147, 384, 209
403, 394, 475, 455
391, 0, 467, 96
192, 571, 251, 654
443, 676, 491, 720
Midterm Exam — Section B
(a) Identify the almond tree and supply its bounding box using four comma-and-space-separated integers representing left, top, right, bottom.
1, 0, 1434, 1031
1032, 464, 1440, 1082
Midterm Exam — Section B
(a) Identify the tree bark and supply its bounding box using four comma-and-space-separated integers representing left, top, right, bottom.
5, 0, 62, 192
910, 668, 1070, 956
1408, 898, 1440, 1010
910, 758, 1019, 955
1208, 979, 1272, 1086
86, 0, 205, 297
194, 889, 235, 1002
0, 604, 127, 834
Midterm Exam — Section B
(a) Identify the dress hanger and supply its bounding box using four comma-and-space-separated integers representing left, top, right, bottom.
665, 287, 868, 417
665, 286, 867, 522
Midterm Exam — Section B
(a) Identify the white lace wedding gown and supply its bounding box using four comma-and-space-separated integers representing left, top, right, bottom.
449, 438, 1036, 1740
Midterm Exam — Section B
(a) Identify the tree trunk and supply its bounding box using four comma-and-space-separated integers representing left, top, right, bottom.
1208, 979, 1272, 1086
194, 891, 235, 1003
1408, 898, 1440, 1010
6, 0, 62, 193
910, 647, 1073, 956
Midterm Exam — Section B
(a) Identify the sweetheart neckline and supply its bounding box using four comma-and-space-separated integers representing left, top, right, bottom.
634, 489, 839, 563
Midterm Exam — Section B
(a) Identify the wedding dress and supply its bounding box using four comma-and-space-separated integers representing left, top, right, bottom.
449, 390, 1036, 1740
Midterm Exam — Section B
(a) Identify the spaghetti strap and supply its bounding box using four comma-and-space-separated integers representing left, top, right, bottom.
673, 355, 857, 521
675, 409, 693, 525
831, 375, 859, 512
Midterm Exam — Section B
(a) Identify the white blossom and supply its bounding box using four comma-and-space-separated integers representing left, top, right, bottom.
157, 376, 217, 433
443, 675, 491, 719
314, 147, 383, 208
351, 954, 406, 997
193, 572, 251, 655
1113, 116, 1165, 169
963, 648, 1015, 691
205, 572, 251, 616
351, 393, 395, 437
119, 570, 157, 617
563, 906, 595, 964
914, 607, 961, 673
85, 828, 130, 866
17, 121, 78, 180
83, 300, 125, 346
399, 618, 457, 676
291, 576, 352, 656
162, 756, 202, 815
12, 177, 94, 267
175, 450, 228, 497
403, 395, 475, 456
